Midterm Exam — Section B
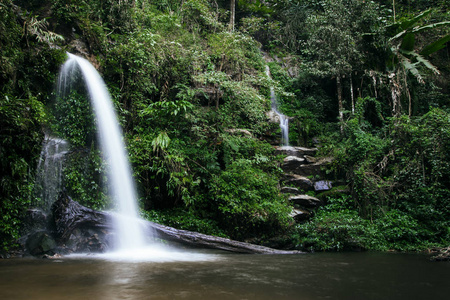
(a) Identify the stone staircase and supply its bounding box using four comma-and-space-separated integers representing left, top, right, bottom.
275, 146, 337, 223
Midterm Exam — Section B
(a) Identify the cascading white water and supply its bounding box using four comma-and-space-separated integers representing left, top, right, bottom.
58, 53, 146, 251
33, 135, 70, 211
266, 66, 289, 146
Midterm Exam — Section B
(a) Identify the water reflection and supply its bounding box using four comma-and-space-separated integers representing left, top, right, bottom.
1, 252, 449, 300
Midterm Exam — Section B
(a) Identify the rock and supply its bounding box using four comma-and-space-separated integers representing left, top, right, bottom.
430, 247, 450, 262
280, 186, 301, 194
42, 253, 63, 259
314, 180, 332, 191
22, 208, 49, 233
281, 174, 314, 191
282, 156, 306, 172
291, 157, 334, 177
289, 209, 311, 222
304, 155, 317, 163
266, 110, 280, 123
289, 195, 323, 208
275, 146, 318, 157
25, 231, 57, 255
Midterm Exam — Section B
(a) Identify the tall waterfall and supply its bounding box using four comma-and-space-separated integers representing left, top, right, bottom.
33, 135, 70, 211
58, 53, 146, 251
266, 66, 289, 146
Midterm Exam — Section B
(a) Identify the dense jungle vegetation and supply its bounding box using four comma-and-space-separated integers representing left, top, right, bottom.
1, 0, 449, 253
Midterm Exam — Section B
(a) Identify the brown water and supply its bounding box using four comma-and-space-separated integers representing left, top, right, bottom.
0, 252, 448, 300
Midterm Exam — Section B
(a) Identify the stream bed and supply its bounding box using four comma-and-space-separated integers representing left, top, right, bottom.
1, 251, 449, 300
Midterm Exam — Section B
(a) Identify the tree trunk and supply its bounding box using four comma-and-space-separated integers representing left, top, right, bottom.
229, 0, 235, 32
52, 192, 301, 254
336, 75, 344, 133
350, 73, 355, 114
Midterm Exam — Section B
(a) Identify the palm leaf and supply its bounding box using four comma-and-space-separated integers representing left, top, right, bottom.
420, 34, 450, 56
411, 21, 450, 34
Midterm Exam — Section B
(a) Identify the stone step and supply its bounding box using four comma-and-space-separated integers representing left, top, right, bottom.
283, 157, 334, 177
275, 146, 318, 157
280, 186, 301, 194
289, 194, 323, 208
282, 156, 306, 172
281, 174, 314, 191
289, 209, 311, 222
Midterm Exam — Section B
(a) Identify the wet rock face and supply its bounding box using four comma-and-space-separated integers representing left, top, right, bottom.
25, 231, 57, 256
22, 208, 50, 233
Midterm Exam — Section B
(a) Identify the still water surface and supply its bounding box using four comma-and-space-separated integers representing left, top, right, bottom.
0, 251, 448, 300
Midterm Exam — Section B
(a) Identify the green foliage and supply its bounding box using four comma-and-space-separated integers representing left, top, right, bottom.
0, 2, 65, 251
0, 95, 45, 250
141, 208, 228, 238
63, 148, 109, 210
51, 91, 96, 147
1, 0, 449, 253
211, 158, 291, 240
387, 9, 450, 83
314, 107, 450, 250
294, 196, 435, 252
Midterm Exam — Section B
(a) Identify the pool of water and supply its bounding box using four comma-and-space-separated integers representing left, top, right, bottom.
1, 251, 448, 300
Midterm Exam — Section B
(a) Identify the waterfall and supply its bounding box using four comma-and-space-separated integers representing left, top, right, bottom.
33, 135, 70, 211
58, 53, 146, 251
266, 66, 289, 146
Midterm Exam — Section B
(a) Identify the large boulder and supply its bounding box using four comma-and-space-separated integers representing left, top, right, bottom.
25, 231, 57, 255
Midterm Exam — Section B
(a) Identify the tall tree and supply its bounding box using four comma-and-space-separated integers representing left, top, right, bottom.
300, 0, 370, 129
230, 0, 236, 31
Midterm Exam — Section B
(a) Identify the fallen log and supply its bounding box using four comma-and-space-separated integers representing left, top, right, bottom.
52, 192, 301, 254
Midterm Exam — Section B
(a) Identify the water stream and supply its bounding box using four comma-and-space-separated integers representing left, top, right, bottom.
266, 66, 289, 146
58, 53, 146, 251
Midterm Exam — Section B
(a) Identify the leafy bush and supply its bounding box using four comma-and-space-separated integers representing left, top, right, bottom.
141, 208, 228, 238
211, 158, 291, 240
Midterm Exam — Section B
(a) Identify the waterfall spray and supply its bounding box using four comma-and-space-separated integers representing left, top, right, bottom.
33, 135, 70, 211
58, 53, 146, 251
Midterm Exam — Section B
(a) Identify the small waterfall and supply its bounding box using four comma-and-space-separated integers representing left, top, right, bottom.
266, 66, 289, 146
58, 53, 146, 251
33, 135, 70, 211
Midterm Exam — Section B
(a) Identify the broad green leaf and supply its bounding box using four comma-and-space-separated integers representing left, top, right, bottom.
410, 52, 440, 75
420, 34, 450, 56
398, 9, 432, 30
400, 33, 415, 52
